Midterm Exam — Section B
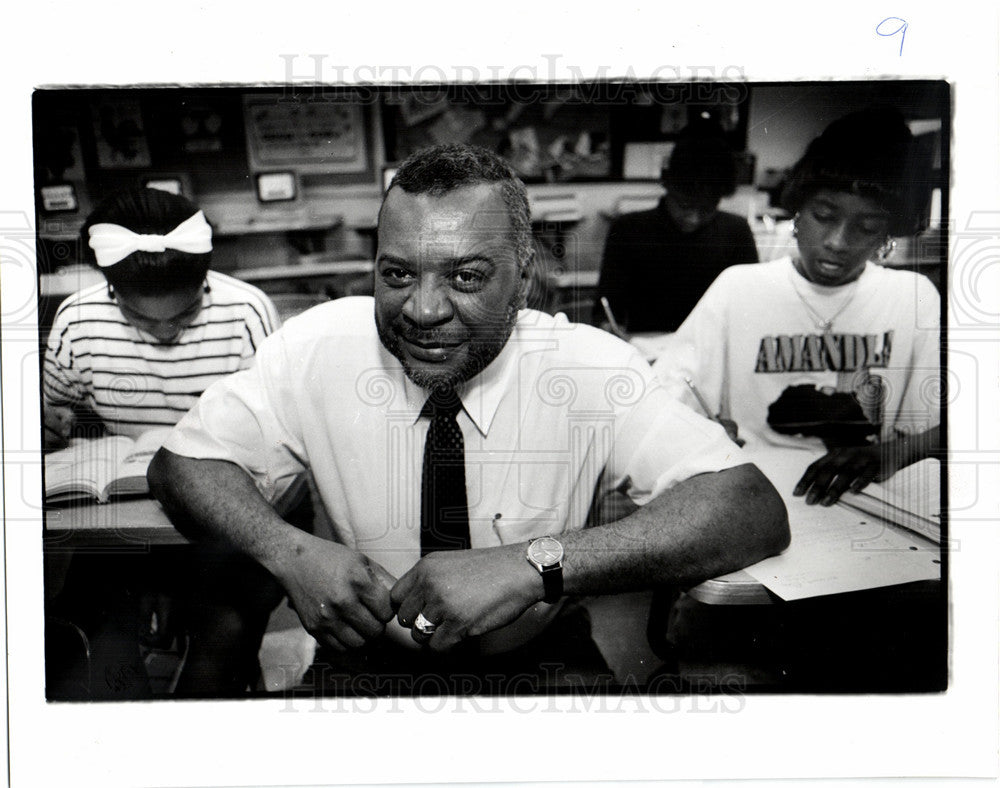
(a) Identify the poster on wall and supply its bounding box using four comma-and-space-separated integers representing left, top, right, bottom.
90, 97, 152, 169
243, 94, 368, 173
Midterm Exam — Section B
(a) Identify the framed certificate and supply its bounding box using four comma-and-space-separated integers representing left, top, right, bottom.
243, 94, 367, 173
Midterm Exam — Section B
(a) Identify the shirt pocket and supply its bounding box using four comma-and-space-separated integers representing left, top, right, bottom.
482, 459, 589, 545
490, 514, 565, 546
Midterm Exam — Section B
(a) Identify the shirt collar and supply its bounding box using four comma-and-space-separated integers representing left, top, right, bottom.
787, 256, 874, 294
396, 312, 524, 437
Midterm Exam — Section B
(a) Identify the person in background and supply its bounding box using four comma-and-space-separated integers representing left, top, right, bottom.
44, 188, 279, 445
653, 107, 940, 505
647, 108, 943, 693
148, 144, 789, 694
44, 187, 284, 698
593, 120, 758, 335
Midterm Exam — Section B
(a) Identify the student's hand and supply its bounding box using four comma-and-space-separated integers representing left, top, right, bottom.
793, 445, 889, 506
716, 416, 745, 447
43, 404, 74, 450
276, 536, 395, 651
390, 545, 541, 651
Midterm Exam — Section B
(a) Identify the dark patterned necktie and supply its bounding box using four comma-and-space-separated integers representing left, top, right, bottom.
420, 388, 471, 555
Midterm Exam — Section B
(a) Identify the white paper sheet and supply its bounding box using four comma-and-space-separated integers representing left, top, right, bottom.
740, 446, 942, 600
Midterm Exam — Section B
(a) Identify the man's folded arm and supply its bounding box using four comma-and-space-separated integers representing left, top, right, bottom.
147, 448, 395, 650
390, 462, 789, 651
560, 461, 789, 594
148, 448, 287, 555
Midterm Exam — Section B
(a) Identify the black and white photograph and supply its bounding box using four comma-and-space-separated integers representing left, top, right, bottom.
35, 81, 950, 702
3, 4, 999, 787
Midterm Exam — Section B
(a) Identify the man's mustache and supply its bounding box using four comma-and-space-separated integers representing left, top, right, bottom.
393, 328, 466, 345
392, 324, 512, 344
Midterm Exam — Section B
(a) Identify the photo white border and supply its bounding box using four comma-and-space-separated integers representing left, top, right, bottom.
3, 2, 998, 786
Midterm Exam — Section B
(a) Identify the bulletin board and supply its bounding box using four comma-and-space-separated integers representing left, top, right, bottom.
382, 83, 750, 183
384, 85, 613, 183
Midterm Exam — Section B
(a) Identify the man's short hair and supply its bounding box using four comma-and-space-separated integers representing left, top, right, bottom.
381, 144, 534, 270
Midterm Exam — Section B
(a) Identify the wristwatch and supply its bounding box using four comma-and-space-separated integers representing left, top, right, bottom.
526, 536, 564, 604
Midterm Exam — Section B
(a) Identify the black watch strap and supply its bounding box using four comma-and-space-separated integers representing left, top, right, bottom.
539, 563, 563, 604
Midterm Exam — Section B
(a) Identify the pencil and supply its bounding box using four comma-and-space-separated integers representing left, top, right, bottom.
684, 377, 746, 446
684, 376, 715, 419
599, 297, 628, 339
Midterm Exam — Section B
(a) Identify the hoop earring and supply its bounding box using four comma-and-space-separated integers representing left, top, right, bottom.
106, 284, 116, 301
791, 212, 800, 238
203, 280, 212, 294
877, 237, 897, 261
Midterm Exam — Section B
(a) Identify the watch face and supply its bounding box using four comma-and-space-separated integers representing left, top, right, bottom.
528, 536, 564, 567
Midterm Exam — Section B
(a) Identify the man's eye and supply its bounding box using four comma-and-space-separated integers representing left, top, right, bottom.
381, 267, 413, 284
452, 269, 487, 288
811, 210, 835, 222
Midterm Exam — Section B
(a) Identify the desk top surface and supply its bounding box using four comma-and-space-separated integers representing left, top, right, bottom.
44, 497, 187, 549
700, 447, 941, 603
42, 450, 940, 604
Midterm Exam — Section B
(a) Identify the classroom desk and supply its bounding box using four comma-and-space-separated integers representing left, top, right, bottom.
41, 496, 779, 605
41, 459, 942, 695
44, 497, 187, 551
625, 330, 942, 605
688, 447, 941, 605
39, 500, 784, 600
43, 477, 939, 607
687, 570, 777, 605
42, 471, 315, 552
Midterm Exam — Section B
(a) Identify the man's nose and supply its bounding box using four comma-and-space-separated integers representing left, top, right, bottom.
402, 278, 454, 326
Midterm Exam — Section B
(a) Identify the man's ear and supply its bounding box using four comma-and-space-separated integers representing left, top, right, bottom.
517, 253, 536, 310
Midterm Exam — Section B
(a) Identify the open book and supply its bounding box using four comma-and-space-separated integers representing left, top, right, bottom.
44, 429, 171, 504
837, 459, 941, 544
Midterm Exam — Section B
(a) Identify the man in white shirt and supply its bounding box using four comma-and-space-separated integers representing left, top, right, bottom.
149, 144, 788, 690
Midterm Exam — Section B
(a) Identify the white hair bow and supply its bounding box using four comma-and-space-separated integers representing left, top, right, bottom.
88, 210, 213, 268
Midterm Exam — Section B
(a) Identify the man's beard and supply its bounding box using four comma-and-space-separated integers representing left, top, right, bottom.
376, 298, 521, 391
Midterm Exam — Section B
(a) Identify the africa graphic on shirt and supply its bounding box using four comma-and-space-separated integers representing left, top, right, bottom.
757, 330, 894, 448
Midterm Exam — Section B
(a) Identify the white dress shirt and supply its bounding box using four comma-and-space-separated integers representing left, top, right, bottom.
165, 297, 744, 650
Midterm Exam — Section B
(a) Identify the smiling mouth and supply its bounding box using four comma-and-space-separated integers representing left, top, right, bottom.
399, 335, 464, 361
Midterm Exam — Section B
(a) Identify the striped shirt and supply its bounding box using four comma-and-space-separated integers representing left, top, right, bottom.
44, 270, 280, 439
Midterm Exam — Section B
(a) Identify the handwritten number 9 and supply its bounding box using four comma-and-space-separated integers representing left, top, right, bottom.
876, 17, 908, 56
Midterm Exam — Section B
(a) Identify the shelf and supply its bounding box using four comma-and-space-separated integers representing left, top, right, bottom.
212, 212, 343, 237
40, 259, 375, 299
236, 260, 373, 283
529, 192, 583, 224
